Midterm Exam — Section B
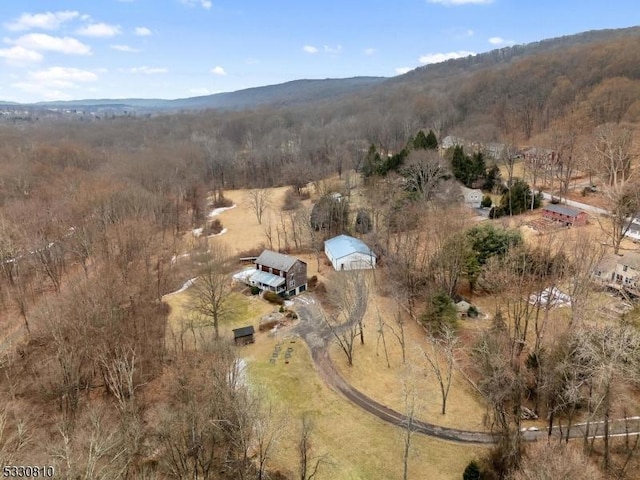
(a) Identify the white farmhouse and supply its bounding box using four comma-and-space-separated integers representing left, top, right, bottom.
324, 235, 376, 271
460, 185, 483, 209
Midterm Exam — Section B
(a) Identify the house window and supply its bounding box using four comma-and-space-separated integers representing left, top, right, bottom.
289, 279, 295, 288
623, 265, 628, 272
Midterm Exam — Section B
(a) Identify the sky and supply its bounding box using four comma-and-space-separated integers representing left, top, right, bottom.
0, 0, 638, 103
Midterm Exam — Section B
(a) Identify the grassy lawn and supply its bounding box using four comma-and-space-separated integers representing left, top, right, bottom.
163, 288, 275, 350
329, 294, 488, 432
245, 331, 488, 480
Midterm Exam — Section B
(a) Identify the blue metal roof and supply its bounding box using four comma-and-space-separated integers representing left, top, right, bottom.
325, 235, 376, 260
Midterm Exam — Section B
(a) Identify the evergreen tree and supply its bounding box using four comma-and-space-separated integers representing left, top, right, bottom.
413, 130, 429, 150
425, 129, 438, 149
483, 164, 501, 191
362, 144, 382, 178
498, 179, 541, 215
462, 461, 481, 480
472, 152, 486, 180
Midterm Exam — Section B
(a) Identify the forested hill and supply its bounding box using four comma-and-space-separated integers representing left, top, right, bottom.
31, 76, 387, 111
395, 26, 640, 85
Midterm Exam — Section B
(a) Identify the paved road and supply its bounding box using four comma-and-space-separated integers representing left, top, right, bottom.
291, 295, 640, 445
539, 191, 608, 215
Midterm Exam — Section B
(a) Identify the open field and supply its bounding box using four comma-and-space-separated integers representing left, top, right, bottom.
330, 292, 488, 432
246, 330, 489, 480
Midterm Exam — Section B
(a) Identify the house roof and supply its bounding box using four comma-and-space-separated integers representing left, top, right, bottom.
543, 203, 583, 218
233, 325, 255, 338
255, 250, 299, 271
620, 252, 640, 270
325, 234, 376, 260
460, 186, 483, 197
251, 270, 286, 288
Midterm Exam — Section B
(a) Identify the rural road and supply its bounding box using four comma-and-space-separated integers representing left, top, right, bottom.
291, 295, 640, 445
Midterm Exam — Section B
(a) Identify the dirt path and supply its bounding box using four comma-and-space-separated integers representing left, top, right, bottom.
291, 295, 640, 445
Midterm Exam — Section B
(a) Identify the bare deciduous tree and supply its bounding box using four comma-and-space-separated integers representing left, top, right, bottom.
422, 326, 458, 415
188, 243, 232, 339
324, 271, 369, 366
248, 188, 271, 224
298, 415, 325, 480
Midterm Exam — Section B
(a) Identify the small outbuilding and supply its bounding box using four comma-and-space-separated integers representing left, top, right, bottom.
232, 325, 255, 346
324, 234, 376, 271
541, 204, 588, 227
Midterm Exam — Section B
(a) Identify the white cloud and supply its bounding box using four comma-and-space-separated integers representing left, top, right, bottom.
5, 11, 79, 31
467, 29, 475, 36
76, 23, 122, 37
364, 48, 376, 56
179, 0, 212, 9
418, 50, 475, 64
111, 44, 140, 53
428, 0, 493, 5
134, 26, 152, 36
11, 33, 92, 55
302, 45, 318, 54
395, 67, 412, 74
28, 66, 98, 88
210, 66, 227, 76
128, 66, 168, 74
0, 46, 43, 66
323, 45, 342, 54
488, 36, 515, 45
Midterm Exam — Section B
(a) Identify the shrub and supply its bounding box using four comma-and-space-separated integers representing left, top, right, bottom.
462, 461, 481, 480
250, 286, 260, 295
308, 275, 318, 289
263, 291, 284, 305
467, 305, 479, 318
279, 305, 285, 313
208, 218, 223, 235
420, 291, 458, 333
481, 195, 492, 208
281, 188, 301, 211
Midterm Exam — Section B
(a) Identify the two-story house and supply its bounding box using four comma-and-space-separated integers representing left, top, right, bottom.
593, 252, 640, 296
248, 250, 307, 296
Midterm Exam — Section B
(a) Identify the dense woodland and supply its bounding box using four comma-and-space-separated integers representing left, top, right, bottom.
0, 28, 640, 479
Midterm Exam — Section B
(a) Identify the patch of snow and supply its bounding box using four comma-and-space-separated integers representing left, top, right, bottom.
233, 268, 257, 283
208, 204, 236, 217
192, 227, 203, 237
284, 300, 294, 308
165, 277, 197, 296
529, 286, 571, 308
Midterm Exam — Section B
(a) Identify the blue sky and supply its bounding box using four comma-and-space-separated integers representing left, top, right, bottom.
0, 0, 638, 103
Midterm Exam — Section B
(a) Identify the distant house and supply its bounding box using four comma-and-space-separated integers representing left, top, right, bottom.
542, 204, 588, 227
232, 325, 255, 346
593, 252, 640, 297
325, 234, 376, 271
460, 186, 483, 209
624, 219, 640, 242
233, 250, 307, 296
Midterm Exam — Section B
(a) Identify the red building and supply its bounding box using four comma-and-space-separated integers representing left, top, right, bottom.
542, 204, 588, 226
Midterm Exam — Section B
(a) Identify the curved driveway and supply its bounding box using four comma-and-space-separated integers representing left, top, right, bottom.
291, 295, 640, 445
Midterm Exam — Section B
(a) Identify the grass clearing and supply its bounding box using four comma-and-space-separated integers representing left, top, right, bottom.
245, 331, 488, 480
163, 288, 275, 350
329, 292, 488, 432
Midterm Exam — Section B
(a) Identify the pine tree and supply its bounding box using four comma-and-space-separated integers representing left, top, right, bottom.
425, 129, 438, 149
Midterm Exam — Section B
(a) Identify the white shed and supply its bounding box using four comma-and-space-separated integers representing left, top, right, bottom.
324, 235, 376, 271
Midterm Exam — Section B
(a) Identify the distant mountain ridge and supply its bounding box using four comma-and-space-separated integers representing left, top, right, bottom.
25, 77, 387, 111
3, 26, 640, 114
